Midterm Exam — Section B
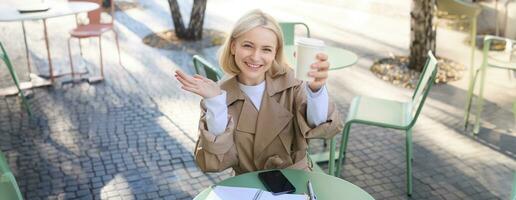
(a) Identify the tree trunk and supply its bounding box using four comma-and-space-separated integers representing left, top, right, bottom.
186, 0, 207, 40
167, 0, 207, 41
167, 0, 187, 38
409, 0, 436, 72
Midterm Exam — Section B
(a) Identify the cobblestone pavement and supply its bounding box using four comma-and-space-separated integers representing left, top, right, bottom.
0, 0, 515, 199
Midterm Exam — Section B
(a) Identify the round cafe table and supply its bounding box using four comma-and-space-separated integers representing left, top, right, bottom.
0, 2, 98, 21
194, 169, 375, 200
283, 45, 358, 70
0, 1, 99, 84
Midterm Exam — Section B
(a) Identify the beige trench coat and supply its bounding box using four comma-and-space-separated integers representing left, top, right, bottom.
194, 67, 343, 175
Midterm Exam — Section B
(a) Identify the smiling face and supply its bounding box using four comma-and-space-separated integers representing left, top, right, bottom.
231, 26, 278, 85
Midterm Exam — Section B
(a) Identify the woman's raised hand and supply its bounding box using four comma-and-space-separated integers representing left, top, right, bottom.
308, 53, 329, 92
175, 70, 222, 98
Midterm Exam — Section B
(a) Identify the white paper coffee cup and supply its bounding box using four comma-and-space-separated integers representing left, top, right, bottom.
294, 37, 325, 81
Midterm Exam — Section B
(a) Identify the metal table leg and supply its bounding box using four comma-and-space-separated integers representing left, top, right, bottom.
42, 19, 54, 83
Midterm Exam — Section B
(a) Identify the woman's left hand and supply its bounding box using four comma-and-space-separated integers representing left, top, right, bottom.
308, 53, 329, 92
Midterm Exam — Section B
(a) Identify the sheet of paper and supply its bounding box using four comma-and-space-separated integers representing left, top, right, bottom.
258, 191, 308, 200
205, 186, 259, 200
205, 186, 308, 200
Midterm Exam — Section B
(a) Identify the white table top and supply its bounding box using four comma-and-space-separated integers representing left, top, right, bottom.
0, 2, 99, 22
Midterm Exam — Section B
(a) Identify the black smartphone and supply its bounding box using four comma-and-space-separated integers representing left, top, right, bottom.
258, 170, 296, 195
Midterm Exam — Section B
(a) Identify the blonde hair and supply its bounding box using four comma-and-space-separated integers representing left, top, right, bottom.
219, 9, 287, 76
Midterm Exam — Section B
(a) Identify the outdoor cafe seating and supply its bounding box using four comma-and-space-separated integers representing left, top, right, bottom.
67, 0, 122, 83
464, 35, 516, 134
1, 0, 515, 199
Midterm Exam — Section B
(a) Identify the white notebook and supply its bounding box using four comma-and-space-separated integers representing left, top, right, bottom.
205, 186, 308, 200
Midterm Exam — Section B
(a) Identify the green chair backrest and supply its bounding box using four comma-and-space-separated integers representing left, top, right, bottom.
0, 42, 31, 116
0, 43, 22, 87
279, 22, 311, 45
435, 0, 481, 18
0, 151, 23, 200
192, 55, 223, 82
409, 51, 438, 128
0, 151, 11, 174
481, 35, 516, 70
0, 173, 23, 200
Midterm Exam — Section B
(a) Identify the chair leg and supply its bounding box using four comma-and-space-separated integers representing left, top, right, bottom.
113, 30, 122, 66
98, 36, 104, 79
20, 90, 31, 117
3, 53, 31, 116
73, 8, 82, 56
464, 18, 477, 129
470, 18, 477, 75
67, 38, 75, 79
21, 21, 31, 75
468, 18, 478, 132
77, 39, 82, 57
511, 172, 516, 200
406, 128, 413, 196
473, 60, 488, 134
335, 122, 352, 177
464, 69, 481, 130
328, 138, 336, 176
42, 19, 54, 83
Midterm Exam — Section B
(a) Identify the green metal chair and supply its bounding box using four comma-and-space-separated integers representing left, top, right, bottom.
278, 22, 311, 45
0, 42, 31, 116
335, 51, 439, 196
192, 55, 224, 82
464, 35, 516, 134
435, 0, 481, 77
0, 151, 23, 200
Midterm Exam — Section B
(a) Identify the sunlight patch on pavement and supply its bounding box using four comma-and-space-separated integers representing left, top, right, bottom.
101, 174, 133, 199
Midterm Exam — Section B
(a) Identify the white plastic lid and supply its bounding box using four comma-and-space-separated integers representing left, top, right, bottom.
295, 37, 325, 47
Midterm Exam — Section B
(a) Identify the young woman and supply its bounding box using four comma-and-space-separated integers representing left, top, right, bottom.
175, 10, 343, 175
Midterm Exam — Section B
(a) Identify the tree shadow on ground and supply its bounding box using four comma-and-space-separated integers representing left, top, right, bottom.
0, 66, 227, 199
